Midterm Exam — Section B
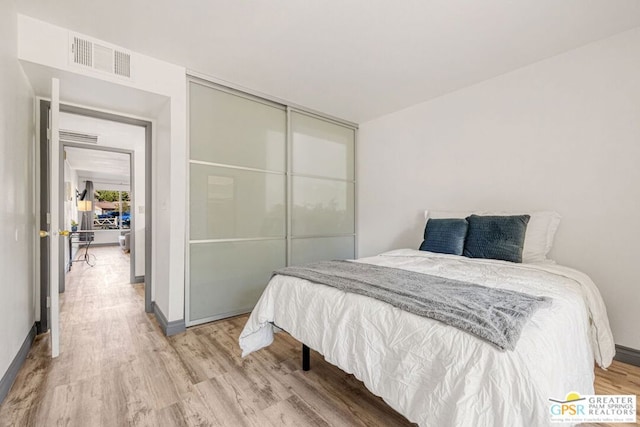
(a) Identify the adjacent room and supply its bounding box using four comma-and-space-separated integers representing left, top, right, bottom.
59, 111, 146, 285
1, 1, 639, 426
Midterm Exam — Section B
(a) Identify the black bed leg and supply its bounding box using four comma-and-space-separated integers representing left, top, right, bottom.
302, 344, 310, 371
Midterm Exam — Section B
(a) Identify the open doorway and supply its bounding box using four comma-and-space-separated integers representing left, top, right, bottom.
64, 146, 133, 273
38, 100, 152, 336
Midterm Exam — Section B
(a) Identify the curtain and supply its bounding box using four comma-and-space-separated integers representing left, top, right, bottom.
80, 180, 94, 242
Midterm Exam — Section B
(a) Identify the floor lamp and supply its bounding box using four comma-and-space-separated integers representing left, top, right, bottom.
76, 200, 95, 266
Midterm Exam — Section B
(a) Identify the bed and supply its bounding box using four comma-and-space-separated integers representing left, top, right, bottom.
239, 215, 615, 427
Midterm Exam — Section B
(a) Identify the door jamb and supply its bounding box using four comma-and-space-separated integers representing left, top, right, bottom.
37, 100, 154, 327
61, 141, 135, 277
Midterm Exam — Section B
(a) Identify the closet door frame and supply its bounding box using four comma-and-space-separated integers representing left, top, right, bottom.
185, 75, 358, 327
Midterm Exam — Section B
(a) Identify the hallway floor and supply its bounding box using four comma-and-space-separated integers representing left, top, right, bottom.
0, 246, 412, 426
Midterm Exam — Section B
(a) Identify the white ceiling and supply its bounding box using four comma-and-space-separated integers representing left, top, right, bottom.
61, 111, 145, 189
65, 146, 130, 188
17, 0, 640, 123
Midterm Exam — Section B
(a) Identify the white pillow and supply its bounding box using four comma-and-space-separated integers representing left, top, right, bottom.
424, 210, 561, 263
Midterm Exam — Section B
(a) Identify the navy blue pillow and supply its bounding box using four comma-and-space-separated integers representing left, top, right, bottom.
463, 215, 530, 263
419, 218, 469, 255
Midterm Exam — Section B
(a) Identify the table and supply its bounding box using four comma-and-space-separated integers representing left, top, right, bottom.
68, 230, 95, 269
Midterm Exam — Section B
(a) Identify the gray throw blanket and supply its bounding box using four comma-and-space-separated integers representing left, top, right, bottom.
273, 260, 551, 351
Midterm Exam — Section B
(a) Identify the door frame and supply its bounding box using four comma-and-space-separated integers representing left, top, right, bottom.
61, 142, 135, 276
37, 99, 154, 335
37, 100, 51, 334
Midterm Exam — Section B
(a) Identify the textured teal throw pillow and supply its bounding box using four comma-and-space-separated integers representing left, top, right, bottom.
419, 218, 469, 255
463, 215, 530, 263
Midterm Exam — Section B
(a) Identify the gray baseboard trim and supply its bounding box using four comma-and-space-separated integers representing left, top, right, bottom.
0, 324, 37, 405
152, 302, 185, 336
35, 321, 45, 335
614, 344, 640, 367
90, 242, 120, 248
132, 275, 145, 284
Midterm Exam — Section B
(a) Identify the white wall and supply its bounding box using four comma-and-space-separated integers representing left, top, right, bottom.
0, 1, 36, 384
18, 15, 187, 322
63, 159, 78, 270
358, 28, 640, 350
153, 101, 172, 315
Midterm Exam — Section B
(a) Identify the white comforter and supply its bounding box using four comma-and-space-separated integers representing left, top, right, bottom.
239, 249, 615, 427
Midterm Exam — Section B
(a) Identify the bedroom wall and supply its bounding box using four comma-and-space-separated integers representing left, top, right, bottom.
0, 0, 36, 392
63, 159, 78, 270
153, 100, 172, 318
358, 28, 640, 350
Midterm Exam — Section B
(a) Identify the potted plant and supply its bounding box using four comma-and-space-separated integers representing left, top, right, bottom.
71, 220, 78, 232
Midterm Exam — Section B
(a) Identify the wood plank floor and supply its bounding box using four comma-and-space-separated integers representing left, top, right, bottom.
0, 246, 638, 426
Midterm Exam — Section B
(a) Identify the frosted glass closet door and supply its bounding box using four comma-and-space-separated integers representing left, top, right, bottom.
189, 82, 286, 325
290, 236, 355, 266
190, 83, 285, 171
291, 176, 354, 236
291, 112, 354, 180
189, 240, 285, 321
190, 164, 285, 240
290, 112, 356, 265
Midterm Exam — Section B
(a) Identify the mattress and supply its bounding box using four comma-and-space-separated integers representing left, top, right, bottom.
239, 249, 615, 427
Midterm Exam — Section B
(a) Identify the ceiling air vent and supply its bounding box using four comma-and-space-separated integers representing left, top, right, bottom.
114, 50, 131, 78
70, 34, 132, 80
73, 36, 92, 67
60, 130, 98, 145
